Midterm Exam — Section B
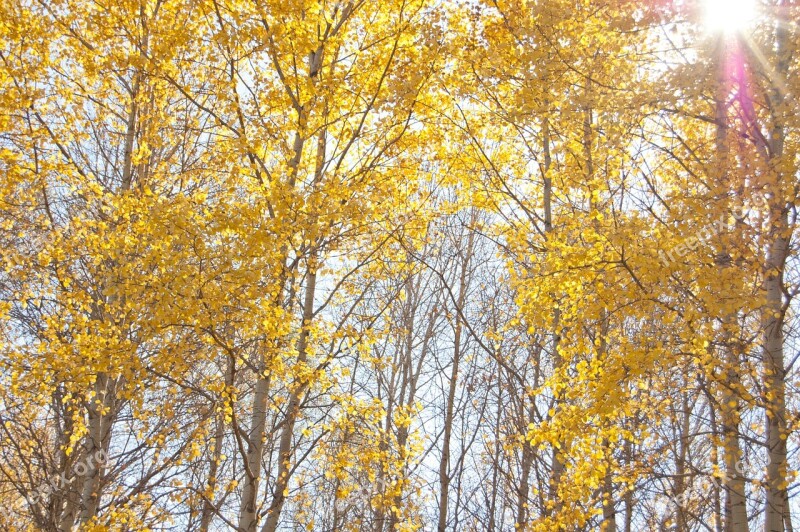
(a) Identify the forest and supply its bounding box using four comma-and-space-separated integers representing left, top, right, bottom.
0, 0, 798, 530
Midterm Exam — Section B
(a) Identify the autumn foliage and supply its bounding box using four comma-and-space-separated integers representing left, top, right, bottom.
0, 0, 798, 530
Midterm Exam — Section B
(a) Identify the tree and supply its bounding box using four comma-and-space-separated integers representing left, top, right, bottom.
1, 0, 799, 530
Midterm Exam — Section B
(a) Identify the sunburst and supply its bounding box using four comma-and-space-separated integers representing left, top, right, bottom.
704, 0, 759, 33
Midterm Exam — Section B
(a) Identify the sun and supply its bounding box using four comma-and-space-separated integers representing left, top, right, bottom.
704, 0, 759, 33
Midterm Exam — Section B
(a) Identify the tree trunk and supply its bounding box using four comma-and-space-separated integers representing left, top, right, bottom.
201, 355, 234, 532
77, 372, 115, 525
237, 370, 271, 532
713, 42, 748, 532
541, 110, 564, 512
674, 395, 691, 531
722, 360, 748, 532
601, 438, 616, 532
261, 269, 317, 532
437, 220, 475, 532
761, 7, 791, 530
516, 420, 534, 529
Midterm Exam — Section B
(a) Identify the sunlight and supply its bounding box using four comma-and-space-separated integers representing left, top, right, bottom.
704, 0, 759, 33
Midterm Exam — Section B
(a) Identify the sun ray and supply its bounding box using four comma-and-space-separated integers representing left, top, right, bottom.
740, 34, 798, 118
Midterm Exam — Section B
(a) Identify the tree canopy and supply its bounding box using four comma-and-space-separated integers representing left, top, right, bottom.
0, 0, 798, 530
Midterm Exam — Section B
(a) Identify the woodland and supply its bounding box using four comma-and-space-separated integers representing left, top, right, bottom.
0, 0, 799, 530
